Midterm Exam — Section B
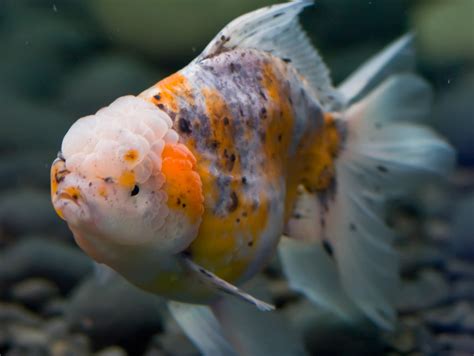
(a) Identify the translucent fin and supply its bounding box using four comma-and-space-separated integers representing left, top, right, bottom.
194, 0, 343, 110
212, 278, 308, 356
168, 301, 236, 356
93, 262, 117, 284
182, 256, 275, 311
338, 34, 415, 106
329, 74, 455, 328
278, 237, 362, 321
285, 186, 322, 243
282, 73, 455, 330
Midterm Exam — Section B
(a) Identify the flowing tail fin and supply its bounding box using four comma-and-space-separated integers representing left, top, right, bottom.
280, 36, 456, 329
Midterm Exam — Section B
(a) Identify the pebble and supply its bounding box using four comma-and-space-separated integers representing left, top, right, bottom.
42, 297, 69, 318
94, 345, 128, 356
423, 302, 474, 333
155, 332, 199, 356
49, 333, 91, 356
445, 259, 474, 280
10, 278, 59, 310
65, 274, 164, 355
451, 193, 474, 260
7, 323, 49, 351
0, 302, 41, 326
385, 326, 417, 353
284, 300, 383, 355
435, 333, 474, 353
43, 317, 69, 340
451, 281, 474, 302
399, 244, 446, 276
396, 269, 450, 313
0, 238, 92, 294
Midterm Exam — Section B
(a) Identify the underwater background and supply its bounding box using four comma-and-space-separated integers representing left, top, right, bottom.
0, 0, 473, 355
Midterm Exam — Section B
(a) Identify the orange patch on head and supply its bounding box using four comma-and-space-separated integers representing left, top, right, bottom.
50, 163, 60, 197
118, 171, 136, 188
123, 149, 139, 163
161, 143, 204, 224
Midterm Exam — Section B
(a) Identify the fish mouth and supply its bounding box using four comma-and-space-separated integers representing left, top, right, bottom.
53, 189, 86, 223
56, 192, 81, 206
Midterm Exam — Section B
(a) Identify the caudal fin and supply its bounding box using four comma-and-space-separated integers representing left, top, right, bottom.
280, 36, 455, 330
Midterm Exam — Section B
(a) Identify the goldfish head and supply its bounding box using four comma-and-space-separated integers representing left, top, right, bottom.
51, 96, 204, 261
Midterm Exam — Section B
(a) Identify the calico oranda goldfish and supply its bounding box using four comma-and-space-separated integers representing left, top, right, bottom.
51, 1, 455, 354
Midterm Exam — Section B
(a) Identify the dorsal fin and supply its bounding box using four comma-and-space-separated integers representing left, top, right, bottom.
193, 1, 343, 111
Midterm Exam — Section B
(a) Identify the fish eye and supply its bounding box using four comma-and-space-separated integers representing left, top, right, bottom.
130, 185, 140, 196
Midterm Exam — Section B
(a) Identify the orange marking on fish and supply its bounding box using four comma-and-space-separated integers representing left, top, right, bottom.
304, 112, 341, 191
260, 61, 294, 179
98, 185, 108, 198
64, 186, 81, 201
50, 163, 60, 198
190, 194, 269, 282
118, 171, 136, 188
283, 112, 342, 221
152, 73, 194, 112
201, 87, 241, 173
161, 143, 204, 224
123, 149, 139, 163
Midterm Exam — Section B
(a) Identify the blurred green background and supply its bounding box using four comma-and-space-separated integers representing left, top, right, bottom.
0, 1, 473, 355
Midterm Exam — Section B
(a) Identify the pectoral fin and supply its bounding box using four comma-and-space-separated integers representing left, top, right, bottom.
182, 255, 274, 311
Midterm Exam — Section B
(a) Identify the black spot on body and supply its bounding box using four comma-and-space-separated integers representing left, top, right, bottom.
223, 117, 230, 126
248, 241, 254, 247
241, 176, 247, 185
178, 118, 192, 134
209, 140, 220, 150
228, 191, 239, 212
349, 223, 357, 231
